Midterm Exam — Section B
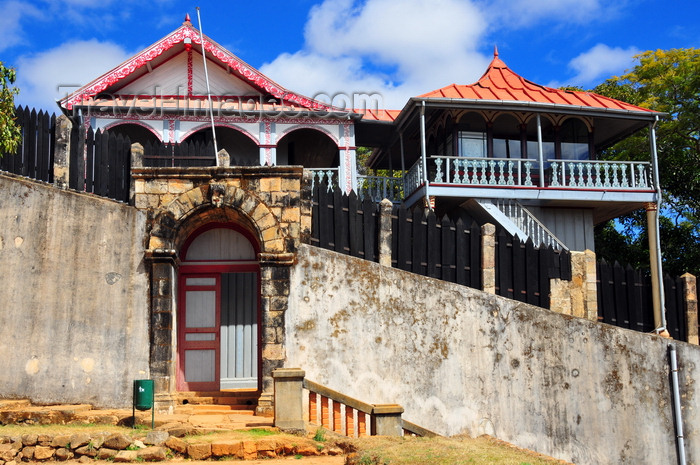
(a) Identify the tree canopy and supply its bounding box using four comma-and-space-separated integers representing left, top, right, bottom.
592, 48, 700, 277
0, 62, 20, 156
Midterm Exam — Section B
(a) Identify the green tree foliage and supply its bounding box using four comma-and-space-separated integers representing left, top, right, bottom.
592, 48, 700, 277
0, 62, 21, 157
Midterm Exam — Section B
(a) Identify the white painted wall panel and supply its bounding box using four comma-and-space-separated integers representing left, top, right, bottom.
119, 52, 259, 96
528, 207, 594, 252
186, 228, 255, 260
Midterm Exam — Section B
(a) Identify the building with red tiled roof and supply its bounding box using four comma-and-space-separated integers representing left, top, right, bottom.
60, 15, 363, 193
357, 48, 663, 254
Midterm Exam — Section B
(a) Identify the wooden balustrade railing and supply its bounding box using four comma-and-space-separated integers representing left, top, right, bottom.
304, 378, 375, 437
272, 368, 438, 438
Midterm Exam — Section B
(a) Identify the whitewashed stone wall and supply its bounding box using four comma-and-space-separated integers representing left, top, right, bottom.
0, 173, 150, 407
286, 244, 700, 465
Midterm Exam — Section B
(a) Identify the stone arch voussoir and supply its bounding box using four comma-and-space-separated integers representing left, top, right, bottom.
149, 183, 287, 256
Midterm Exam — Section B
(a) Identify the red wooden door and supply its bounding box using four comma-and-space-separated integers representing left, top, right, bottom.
177, 274, 221, 391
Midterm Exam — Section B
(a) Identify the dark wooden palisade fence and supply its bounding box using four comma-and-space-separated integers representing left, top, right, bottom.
597, 259, 688, 341
0, 106, 55, 182
142, 140, 216, 167
391, 205, 482, 289
311, 184, 572, 308
495, 230, 572, 309
68, 126, 131, 203
311, 184, 379, 262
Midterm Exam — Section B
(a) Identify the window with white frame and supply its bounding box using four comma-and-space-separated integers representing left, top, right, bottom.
458, 131, 487, 158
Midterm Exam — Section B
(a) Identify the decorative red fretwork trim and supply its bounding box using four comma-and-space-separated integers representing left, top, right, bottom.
61, 24, 334, 113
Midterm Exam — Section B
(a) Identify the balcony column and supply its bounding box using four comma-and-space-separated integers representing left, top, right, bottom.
338, 122, 356, 194
646, 202, 667, 335
259, 121, 276, 166
536, 114, 545, 187
647, 116, 668, 335
420, 101, 431, 209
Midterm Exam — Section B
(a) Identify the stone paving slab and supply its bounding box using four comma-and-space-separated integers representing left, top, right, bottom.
0, 401, 273, 431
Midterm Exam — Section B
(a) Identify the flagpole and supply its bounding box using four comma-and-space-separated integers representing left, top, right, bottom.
196, 7, 219, 166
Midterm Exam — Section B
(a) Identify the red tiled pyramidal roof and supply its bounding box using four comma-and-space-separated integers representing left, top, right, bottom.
418, 47, 656, 114
356, 108, 402, 122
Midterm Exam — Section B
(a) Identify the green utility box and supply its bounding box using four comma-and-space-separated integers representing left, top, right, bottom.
132, 379, 154, 429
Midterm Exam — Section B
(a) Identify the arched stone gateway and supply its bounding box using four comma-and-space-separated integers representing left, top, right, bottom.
135, 166, 310, 414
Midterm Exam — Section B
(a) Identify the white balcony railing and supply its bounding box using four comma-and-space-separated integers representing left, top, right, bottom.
549, 160, 651, 189
308, 168, 339, 192
357, 175, 404, 203
421, 156, 653, 191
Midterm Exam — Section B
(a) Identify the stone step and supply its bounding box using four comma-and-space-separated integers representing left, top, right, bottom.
173, 405, 255, 415
176, 390, 260, 398
0, 399, 31, 409
214, 396, 257, 406
43, 404, 94, 413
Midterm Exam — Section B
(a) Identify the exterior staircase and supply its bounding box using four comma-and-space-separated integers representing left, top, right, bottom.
474, 198, 568, 251
173, 390, 260, 415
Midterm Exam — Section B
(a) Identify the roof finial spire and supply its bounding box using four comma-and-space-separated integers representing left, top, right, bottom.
494, 45, 499, 58
184, 13, 191, 24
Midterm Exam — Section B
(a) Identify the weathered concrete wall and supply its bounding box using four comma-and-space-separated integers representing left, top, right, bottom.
287, 245, 700, 465
0, 174, 149, 408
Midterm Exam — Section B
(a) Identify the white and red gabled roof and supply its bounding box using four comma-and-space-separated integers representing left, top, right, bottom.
60, 16, 335, 113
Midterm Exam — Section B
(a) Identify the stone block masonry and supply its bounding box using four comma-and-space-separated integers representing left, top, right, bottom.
132, 163, 309, 415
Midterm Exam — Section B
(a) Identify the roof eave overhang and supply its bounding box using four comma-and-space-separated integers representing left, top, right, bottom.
410, 97, 664, 121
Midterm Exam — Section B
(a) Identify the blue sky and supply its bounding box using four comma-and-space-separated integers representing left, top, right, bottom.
4, 0, 699, 113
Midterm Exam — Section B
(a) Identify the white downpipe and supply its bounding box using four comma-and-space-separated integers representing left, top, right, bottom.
536, 114, 545, 187
196, 7, 219, 166
420, 101, 430, 209
649, 116, 667, 332
669, 344, 687, 465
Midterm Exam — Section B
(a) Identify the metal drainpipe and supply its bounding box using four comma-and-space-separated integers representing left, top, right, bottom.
649, 116, 667, 332
669, 344, 687, 465
536, 114, 545, 187
420, 101, 431, 209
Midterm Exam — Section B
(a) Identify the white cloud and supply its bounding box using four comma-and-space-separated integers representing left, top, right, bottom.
260, 0, 491, 109
0, 1, 43, 52
566, 43, 641, 86
15, 40, 132, 112
481, 0, 624, 28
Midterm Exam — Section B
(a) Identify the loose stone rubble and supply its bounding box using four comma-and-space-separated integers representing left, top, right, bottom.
0, 430, 344, 463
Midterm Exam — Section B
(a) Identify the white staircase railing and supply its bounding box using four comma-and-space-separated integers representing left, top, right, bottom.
478, 199, 568, 251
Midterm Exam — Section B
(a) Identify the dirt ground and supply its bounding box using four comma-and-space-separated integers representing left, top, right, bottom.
58, 460, 345, 465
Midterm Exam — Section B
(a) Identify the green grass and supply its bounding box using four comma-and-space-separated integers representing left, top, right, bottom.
313, 427, 326, 442
241, 428, 277, 438
349, 435, 569, 465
